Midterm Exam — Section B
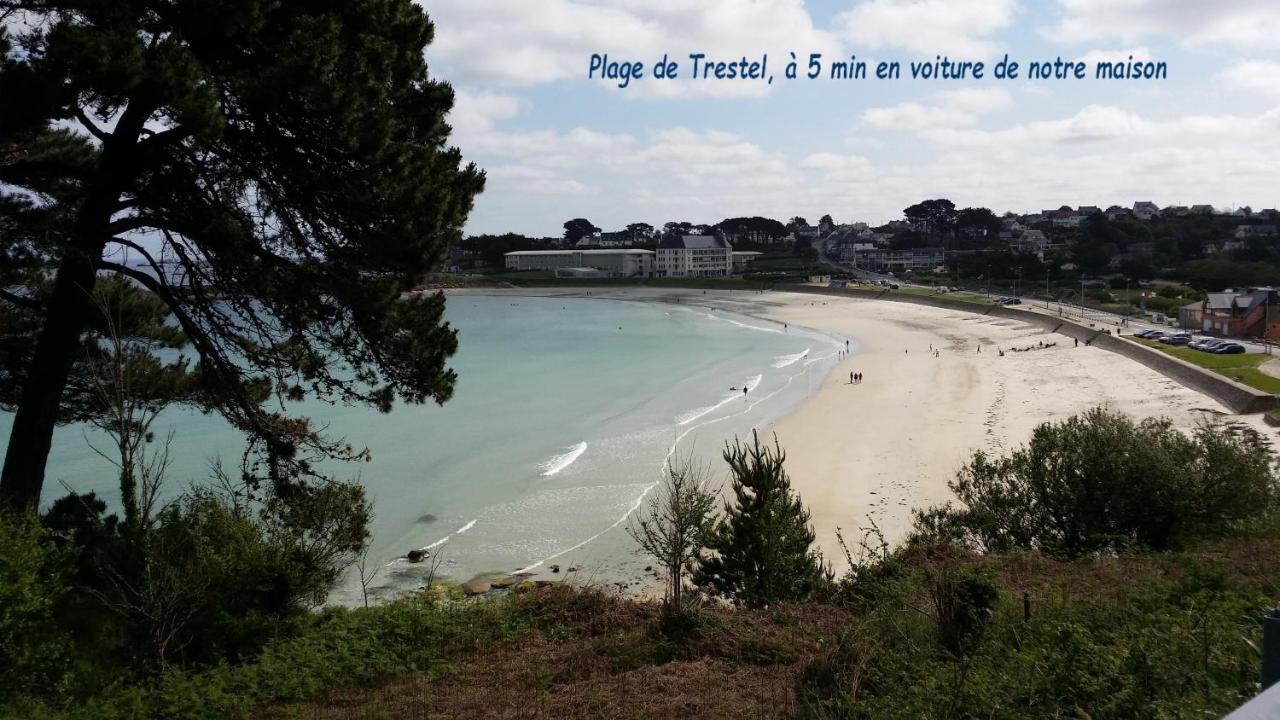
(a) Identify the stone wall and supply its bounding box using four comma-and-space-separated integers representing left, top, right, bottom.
778, 284, 1278, 414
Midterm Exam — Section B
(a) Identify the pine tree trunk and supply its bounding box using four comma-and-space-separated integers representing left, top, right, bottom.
0, 251, 99, 511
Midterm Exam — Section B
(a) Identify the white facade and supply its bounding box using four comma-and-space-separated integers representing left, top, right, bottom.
504, 249, 653, 277
656, 236, 733, 278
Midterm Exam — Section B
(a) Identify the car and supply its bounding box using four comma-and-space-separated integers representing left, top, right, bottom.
1188, 338, 1217, 350
1200, 341, 1230, 352
888, 283, 899, 290
1006, 298, 1022, 305
1135, 329, 1161, 339
1159, 334, 1192, 345
1211, 343, 1246, 354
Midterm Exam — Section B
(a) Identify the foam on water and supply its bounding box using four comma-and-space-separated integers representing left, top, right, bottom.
540, 441, 587, 476
773, 349, 809, 368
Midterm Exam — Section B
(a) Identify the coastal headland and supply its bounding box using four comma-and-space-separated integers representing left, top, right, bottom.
451, 286, 1272, 576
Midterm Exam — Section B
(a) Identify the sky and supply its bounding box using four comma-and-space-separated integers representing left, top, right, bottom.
419, 0, 1280, 237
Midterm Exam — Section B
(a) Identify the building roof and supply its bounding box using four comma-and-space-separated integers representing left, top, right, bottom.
732, 251, 763, 257
1206, 292, 1239, 310
505, 249, 654, 256
659, 235, 731, 250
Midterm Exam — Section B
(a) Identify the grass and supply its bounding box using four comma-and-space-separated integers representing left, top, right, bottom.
1126, 336, 1280, 393
14, 526, 1280, 719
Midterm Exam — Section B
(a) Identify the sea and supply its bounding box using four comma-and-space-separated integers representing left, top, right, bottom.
1, 294, 848, 603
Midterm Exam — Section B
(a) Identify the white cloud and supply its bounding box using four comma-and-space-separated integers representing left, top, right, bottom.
1046, 0, 1280, 49
1074, 47, 1152, 67
449, 90, 523, 135
861, 88, 1013, 130
834, 0, 1018, 57
419, 0, 840, 97
1217, 60, 1280, 96
463, 101, 1280, 235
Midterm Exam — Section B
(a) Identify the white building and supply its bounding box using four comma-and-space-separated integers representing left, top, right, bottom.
656, 235, 733, 278
504, 249, 653, 277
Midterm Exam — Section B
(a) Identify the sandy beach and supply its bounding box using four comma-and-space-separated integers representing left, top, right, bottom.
455, 285, 1274, 577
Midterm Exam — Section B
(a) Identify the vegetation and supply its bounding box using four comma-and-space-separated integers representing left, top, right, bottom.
695, 432, 828, 608
628, 454, 718, 616
914, 408, 1278, 556
0, 0, 482, 510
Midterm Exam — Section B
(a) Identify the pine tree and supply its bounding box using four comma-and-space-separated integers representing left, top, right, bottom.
695, 430, 827, 608
0, 0, 483, 509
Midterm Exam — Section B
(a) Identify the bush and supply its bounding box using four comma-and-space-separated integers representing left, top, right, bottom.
0, 511, 72, 706
913, 408, 1278, 557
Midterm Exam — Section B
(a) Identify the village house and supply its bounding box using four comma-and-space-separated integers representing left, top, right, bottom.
1199, 288, 1280, 339
1132, 201, 1160, 220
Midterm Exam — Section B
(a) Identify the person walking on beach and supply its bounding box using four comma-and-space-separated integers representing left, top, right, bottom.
850, 371, 854, 384
743, 387, 748, 397
1074, 337, 1079, 347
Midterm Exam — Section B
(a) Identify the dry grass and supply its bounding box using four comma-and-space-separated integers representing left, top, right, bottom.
269, 533, 1280, 720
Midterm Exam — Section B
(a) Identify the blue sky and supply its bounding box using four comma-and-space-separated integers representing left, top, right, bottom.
418, 0, 1280, 236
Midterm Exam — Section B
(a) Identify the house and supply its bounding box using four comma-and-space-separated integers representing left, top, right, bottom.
1178, 301, 1203, 331
1161, 205, 1189, 217
1132, 201, 1160, 220
1105, 205, 1132, 220
1052, 209, 1083, 228
1010, 229, 1050, 259
1235, 225, 1278, 239
655, 235, 733, 278
1190, 204, 1215, 215
1077, 206, 1102, 216
1199, 287, 1280, 338
504, 249, 654, 277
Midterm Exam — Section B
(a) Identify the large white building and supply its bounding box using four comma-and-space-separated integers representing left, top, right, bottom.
503, 249, 653, 277
655, 235, 733, 278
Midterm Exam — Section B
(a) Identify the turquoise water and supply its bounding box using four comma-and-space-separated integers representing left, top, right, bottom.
1, 294, 845, 603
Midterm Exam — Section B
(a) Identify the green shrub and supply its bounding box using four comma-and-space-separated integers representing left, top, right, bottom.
0, 511, 72, 706
913, 408, 1278, 556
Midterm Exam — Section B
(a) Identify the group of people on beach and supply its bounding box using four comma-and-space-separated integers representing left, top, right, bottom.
849, 371, 862, 384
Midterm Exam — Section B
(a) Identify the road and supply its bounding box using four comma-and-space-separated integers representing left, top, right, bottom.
817, 234, 1273, 354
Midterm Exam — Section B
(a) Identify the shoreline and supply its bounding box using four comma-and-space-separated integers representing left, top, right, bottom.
448, 286, 1275, 580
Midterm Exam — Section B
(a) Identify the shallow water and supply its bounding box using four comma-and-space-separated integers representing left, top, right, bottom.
1, 295, 848, 603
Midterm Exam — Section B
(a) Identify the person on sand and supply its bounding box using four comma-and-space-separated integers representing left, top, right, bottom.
1074, 338, 1079, 347
743, 387, 748, 396
977, 345, 981, 353
850, 371, 854, 384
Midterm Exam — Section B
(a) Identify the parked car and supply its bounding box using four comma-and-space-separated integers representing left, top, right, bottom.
1188, 338, 1217, 350
1159, 334, 1192, 346
1138, 330, 1166, 339
1211, 343, 1246, 354
1200, 341, 1230, 352
1005, 298, 1022, 305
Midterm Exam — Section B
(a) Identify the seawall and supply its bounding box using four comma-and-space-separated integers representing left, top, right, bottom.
777, 284, 1278, 415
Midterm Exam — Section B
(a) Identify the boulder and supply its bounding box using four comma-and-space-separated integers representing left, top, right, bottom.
550, 564, 560, 573
461, 579, 492, 596
406, 549, 428, 563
